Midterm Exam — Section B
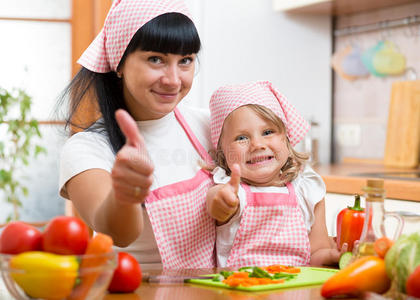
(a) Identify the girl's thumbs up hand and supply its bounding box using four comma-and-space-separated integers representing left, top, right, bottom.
206, 164, 241, 224
111, 109, 154, 204
228, 164, 241, 195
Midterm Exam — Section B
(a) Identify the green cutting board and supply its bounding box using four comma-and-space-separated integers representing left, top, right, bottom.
187, 267, 338, 292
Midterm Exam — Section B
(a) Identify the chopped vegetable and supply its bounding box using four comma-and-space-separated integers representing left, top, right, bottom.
339, 252, 353, 270
220, 270, 234, 278
223, 272, 285, 287
249, 267, 271, 278
212, 274, 224, 282
263, 265, 300, 274
212, 265, 300, 287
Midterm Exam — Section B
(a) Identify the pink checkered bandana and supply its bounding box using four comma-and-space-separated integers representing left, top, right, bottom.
210, 81, 310, 148
78, 0, 192, 73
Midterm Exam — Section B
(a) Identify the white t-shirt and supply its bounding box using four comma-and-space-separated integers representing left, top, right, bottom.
212, 165, 326, 267
59, 104, 211, 267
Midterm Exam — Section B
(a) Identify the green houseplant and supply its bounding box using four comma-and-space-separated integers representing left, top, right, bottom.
0, 87, 46, 221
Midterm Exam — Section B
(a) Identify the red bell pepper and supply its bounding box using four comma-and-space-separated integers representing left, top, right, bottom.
336, 194, 365, 252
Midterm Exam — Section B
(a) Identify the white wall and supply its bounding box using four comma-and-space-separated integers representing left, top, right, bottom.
185, 0, 332, 164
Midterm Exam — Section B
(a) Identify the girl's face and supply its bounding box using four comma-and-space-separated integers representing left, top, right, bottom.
119, 50, 196, 121
220, 106, 290, 186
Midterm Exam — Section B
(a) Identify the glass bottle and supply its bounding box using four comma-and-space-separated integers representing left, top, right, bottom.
354, 178, 404, 258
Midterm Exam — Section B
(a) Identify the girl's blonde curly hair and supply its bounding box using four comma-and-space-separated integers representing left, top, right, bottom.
208, 104, 309, 186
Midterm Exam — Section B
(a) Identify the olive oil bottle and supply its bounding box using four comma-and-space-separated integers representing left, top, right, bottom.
354, 179, 403, 259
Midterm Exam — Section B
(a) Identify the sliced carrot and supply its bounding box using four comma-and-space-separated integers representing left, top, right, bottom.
374, 237, 394, 259
223, 272, 287, 287
231, 272, 249, 278
257, 278, 272, 284
68, 233, 113, 300
284, 267, 300, 273
264, 265, 301, 274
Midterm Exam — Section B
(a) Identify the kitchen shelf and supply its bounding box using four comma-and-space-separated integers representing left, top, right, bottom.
273, 0, 420, 16
314, 161, 420, 201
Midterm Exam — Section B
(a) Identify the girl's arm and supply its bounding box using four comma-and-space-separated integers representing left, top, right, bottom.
309, 199, 346, 266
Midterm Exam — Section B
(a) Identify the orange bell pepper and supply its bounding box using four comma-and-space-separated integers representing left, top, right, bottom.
321, 256, 391, 298
68, 233, 113, 300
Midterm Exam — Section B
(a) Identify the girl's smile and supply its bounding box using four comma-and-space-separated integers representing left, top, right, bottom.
246, 155, 275, 166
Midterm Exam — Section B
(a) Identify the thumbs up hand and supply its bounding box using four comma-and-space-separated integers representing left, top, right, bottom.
111, 109, 154, 204
206, 164, 241, 224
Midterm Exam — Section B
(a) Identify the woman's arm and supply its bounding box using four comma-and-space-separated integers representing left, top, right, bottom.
66, 110, 154, 247
66, 169, 144, 247
309, 199, 344, 266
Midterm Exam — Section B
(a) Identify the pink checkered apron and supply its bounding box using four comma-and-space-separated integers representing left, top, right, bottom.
226, 182, 311, 267
145, 108, 216, 269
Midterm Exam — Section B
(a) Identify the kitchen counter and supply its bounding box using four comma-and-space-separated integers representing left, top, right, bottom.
102, 267, 358, 300
314, 159, 420, 202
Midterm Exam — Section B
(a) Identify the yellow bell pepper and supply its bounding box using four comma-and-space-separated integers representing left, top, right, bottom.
10, 251, 79, 300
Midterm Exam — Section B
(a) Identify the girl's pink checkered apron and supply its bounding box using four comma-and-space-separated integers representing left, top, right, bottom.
145, 108, 216, 269
226, 182, 311, 267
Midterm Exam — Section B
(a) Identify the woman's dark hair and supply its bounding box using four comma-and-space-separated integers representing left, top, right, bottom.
59, 12, 201, 153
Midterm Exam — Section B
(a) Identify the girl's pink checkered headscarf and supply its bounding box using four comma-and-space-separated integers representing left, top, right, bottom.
210, 81, 310, 149
78, 0, 192, 73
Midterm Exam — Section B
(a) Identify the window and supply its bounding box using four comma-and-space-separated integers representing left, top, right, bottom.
0, 0, 112, 222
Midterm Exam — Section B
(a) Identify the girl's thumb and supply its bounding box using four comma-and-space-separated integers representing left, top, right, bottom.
228, 164, 241, 194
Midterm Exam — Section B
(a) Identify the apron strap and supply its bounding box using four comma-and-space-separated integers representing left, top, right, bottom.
241, 182, 298, 206
174, 107, 213, 164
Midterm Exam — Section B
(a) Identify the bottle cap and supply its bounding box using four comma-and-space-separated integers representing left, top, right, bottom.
364, 178, 385, 202
366, 178, 384, 189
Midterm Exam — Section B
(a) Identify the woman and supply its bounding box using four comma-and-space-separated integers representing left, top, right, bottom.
59, 0, 215, 268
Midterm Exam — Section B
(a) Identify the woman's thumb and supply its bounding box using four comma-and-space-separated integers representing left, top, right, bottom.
115, 109, 145, 147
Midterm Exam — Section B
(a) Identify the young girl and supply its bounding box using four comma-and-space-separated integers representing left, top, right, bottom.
207, 81, 345, 267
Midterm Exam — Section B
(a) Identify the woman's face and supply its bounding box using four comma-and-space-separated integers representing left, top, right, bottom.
220, 106, 290, 186
119, 50, 196, 121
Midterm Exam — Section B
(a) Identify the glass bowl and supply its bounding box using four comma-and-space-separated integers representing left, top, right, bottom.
0, 251, 117, 300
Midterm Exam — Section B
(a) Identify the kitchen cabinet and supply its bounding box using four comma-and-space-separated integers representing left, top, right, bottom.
325, 193, 420, 237
273, 0, 420, 16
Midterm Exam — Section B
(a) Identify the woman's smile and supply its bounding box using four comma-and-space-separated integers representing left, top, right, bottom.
151, 90, 180, 102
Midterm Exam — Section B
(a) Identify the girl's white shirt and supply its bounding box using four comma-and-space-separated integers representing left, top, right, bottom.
212, 164, 326, 267
59, 103, 211, 267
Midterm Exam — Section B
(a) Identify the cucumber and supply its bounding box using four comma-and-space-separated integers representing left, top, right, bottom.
339, 252, 353, 269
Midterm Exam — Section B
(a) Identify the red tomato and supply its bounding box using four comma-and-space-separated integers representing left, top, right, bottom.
406, 264, 420, 298
42, 216, 90, 255
108, 252, 142, 293
0, 222, 42, 254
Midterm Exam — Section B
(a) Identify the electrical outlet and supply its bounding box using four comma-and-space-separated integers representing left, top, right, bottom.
336, 124, 361, 147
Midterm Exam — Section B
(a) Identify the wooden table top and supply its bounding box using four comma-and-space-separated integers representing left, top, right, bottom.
104, 268, 358, 300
